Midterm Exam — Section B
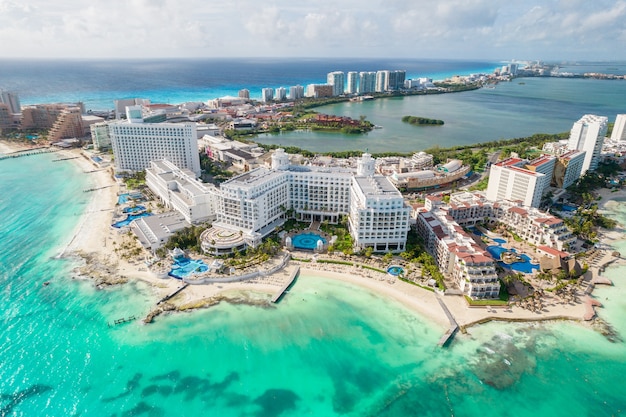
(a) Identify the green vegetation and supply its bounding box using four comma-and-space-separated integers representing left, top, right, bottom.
317, 259, 354, 266
199, 152, 234, 183
469, 176, 489, 191
400, 230, 446, 290
321, 218, 354, 255
123, 171, 146, 189
158, 225, 208, 256
402, 116, 444, 126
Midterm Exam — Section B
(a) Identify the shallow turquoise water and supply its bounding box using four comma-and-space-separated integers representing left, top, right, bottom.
1, 154, 625, 416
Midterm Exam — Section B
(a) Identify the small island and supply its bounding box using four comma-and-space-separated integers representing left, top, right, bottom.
402, 115, 444, 126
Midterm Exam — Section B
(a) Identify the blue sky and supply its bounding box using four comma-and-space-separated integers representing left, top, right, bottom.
1, 0, 625, 60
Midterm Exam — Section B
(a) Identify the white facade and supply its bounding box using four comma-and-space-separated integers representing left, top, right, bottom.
346, 72, 358, 94
567, 114, 608, 174
349, 175, 411, 252
486, 158, 547, 208
375, 71, 388, 92
146, 159, 218, 224
358, 72, 376, 94
611, 114, 626, 141
261, 88, 274, 102
200, 150, 410, 254
275, 87, 287, 101
109, 116, 200, 176
326, 71, 345, 96
288, 85, 304, 100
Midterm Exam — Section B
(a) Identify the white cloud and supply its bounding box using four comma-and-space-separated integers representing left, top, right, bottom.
0, 0, 625, 60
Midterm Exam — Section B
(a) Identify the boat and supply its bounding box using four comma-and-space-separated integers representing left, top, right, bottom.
43, 281, 50, 286
503, 359, 511, 366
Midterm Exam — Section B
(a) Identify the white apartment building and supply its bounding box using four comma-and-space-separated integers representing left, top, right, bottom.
486, 157, 549, 208
375, 71, 388, 92
261, 88, 274, 102
109, 106, 200, 176
611, 114, 626, 141
358, 72, 376, 94
553, 150, 585, 189
327, 71, 345, 96
275, 87, 287, 101
146, 159, 218, 224
288, 85, 304, 100
346, 72, 358, 94
567, 114, 608, 174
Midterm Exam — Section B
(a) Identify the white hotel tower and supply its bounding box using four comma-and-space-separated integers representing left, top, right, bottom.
567, 114, 608, 175
109, 106, 201, 176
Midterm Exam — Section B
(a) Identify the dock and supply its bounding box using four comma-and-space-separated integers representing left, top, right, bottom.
271, 266, 299, 303
436, 297, 459, 347
157, 283, 189, 305
108, 316, 137, 327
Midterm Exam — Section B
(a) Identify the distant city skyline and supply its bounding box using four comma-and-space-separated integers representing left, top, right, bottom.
1, 0, 626, 61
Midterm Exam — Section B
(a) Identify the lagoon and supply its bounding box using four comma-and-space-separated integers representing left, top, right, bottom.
256, 77, 626, 153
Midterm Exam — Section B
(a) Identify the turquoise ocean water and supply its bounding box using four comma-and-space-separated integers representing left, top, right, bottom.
1, 154, 626, 416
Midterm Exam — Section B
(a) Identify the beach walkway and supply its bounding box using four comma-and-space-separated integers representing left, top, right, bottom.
436, 297, 459, 347
271, 266, 299, 303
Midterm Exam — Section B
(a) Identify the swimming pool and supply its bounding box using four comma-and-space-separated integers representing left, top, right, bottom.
122, 205, 146, 213
291, 232, 326, 250
169, 257, 209, 279
468, 226, 484, 236
493, 238, 507, 245
111, 212, 152, 228
486, 246, 539, 274
387, 265, 405, 276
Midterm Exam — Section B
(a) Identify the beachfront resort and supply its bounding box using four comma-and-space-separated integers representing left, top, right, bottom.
2, 87, 625, 330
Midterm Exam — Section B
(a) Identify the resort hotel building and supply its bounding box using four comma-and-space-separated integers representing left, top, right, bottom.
109, 105, 201, 176
486, 156, 555, 208
141, 149, 411, 256
414, 191, 576, 298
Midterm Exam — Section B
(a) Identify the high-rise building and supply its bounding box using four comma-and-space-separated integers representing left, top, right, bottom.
358, 72, 376, 94
288, 85, 304, 100
611, 114, 626, 141
567, 114, 608, 174
305, 84, 333, 98
261, 88, 274, 103
485, 157, 552, 208
275, 87, 287, 101
326, 71, 345, 96
552, 150, 585, 189
0, 90, 21, 114
375, 71, 388, 92
346, 72, 358, 94
90, 122, 112, 151
109, 106, 200, 176
238, 89, 250, 99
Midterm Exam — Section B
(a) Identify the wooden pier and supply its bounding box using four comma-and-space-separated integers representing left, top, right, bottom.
271, 266, 299, 303
157, 283, 189, 305
436, 297, 459, 347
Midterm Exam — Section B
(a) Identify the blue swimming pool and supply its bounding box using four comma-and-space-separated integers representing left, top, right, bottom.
292, 232, 326, 250
387, 265, 405, 276
468, 226, 484, 236
486, 246, 539, 274
122, 205, 146, 213
493, 238, 507, 245
561, 204, 578, 212
169, 257, 209, 279
111, 212, 152, 228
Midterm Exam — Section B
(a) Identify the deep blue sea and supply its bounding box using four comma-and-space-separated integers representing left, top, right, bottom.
0, 58, 499, 110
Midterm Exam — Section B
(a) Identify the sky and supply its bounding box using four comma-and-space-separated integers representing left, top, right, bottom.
1, 0, 625, 61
